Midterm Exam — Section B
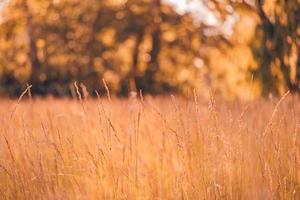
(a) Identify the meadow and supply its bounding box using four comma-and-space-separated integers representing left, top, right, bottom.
0, 90, 300, 199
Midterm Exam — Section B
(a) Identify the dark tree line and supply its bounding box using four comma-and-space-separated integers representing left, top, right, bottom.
0, 0, 299, 97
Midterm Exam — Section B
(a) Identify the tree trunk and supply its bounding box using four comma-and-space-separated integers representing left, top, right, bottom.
254, 0, 300, 94
144, 0, 161, 93
130, 29, 144, 92
24, 0, 41, 90
85, 11, 101, 89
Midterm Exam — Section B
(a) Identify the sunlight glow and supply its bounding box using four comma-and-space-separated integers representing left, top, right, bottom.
163, 0, 219, 26
164, 0, 237, 36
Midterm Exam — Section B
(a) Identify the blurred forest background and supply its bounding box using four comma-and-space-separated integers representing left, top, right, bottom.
0, 0, 299, 99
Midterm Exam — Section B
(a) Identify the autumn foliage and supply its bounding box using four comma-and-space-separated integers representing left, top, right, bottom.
0, 0, 299, 98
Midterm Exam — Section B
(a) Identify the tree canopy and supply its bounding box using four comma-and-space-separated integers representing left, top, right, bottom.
0, 0, 299, 98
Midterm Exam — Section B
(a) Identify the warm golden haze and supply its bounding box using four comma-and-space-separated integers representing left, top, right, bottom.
0, 1, 299, 199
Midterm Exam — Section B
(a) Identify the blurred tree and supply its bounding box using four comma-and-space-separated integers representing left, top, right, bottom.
252, 0, 300, 95
0, 0, 202, 96
115, 0, 202, 95
204, 0, 300, 96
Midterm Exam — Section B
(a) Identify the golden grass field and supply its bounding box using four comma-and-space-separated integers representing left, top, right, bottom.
0, 92, 300, 199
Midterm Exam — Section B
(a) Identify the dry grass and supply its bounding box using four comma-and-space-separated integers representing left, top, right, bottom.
0, 93, 300, 199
